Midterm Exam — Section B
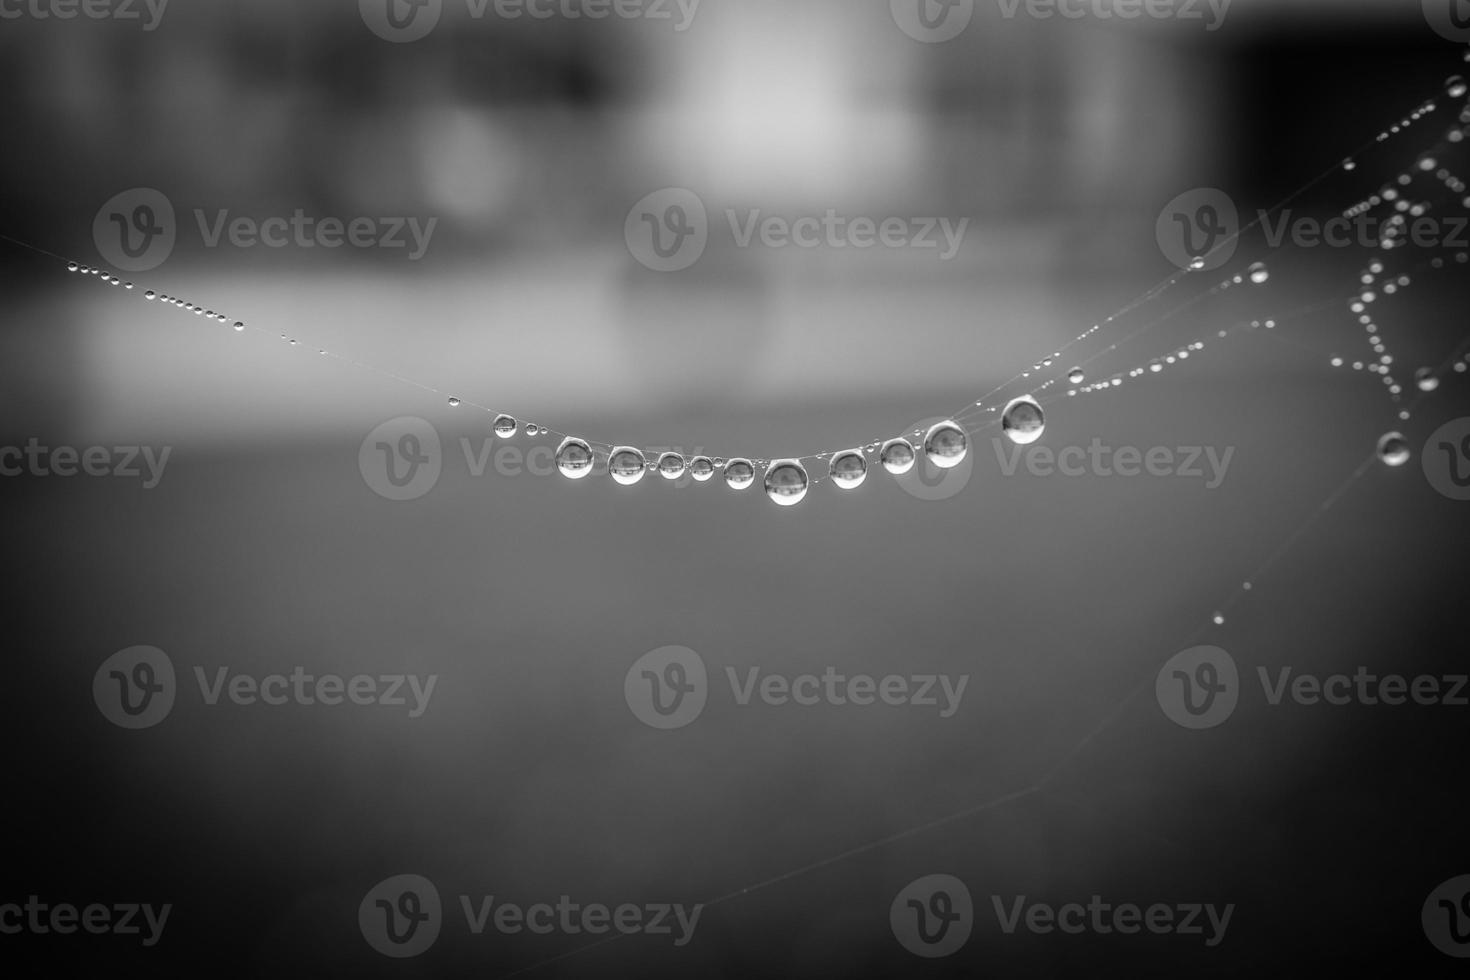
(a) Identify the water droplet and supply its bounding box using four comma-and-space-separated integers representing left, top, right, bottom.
725, 458, 756, 491
448, 397, 462, 408
764, 460, 809, 507
829, 450, 868, 490
689, 456, 716, 482
609, 447, 646, 486
1448, 75, 1468, 99
493, 415, 517, 437
232, 321, 245, 332
1212, 612, 1226, 626
1377, 432, 1411, 467
880, 438, 917, 475
1248, 261, 1270, 285
66, 261, 79, 272
1188, 256, 1206, 271
923, 421, 969, 469
1342, 158, 1356, 171
556, 437, 594, 480
1068, 368, 1085, 385
1001, 396, 1046, 446
524, 423, 538, 437
144, 290, 156, 300
657, 453, 686, 481
1415, 367, 1440, 393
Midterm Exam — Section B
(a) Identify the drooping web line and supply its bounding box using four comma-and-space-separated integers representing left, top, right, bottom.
2, 77, 1465, 502
0, 72, 1464, 972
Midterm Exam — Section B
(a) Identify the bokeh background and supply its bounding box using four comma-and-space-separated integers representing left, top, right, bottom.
3, 0, 1470, 975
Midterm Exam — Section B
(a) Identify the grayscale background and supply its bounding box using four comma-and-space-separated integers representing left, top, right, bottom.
2, 0, 1469, 975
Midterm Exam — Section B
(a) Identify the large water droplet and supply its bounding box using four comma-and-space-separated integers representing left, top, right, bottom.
609, 447, 646, 486
556, 438, 594, 480
1377, 431, 1411, 467
764, 460, 809, 507
1001, 396, 1046, 446
829, 450, 868, 490
725, 458, 755, 491
658, 453, 686, 481
1415, 367, 1440, 392
1448, 75, 1468, 99
493, 415, 518, 437
689, 456, 716, 482
1248, 261, 1270, 285
923, 421, 969, 469
880, 438, 917, 475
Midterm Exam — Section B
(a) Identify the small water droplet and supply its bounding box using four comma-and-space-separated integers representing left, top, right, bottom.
66, 261, 79, 272
1001, 396, 1046, 446
1067, 368, 1085, 385
606, 447, 646, 486
1189, 256, 1206, 271
524, 423, 538, 437
923, 421, 969, 469
1415, 367, 1440, 393
689, 456, 716, 483
764, 460, 809, 507
657, 452, 686, 481
144, 290, 156, 300
725, 458, 756, 491
556, 438, 594, 480
233, 321, 245, 332
493, 415, 517, 437
1248, 261, 1270, 285
829, 450, 868, 491
1212, 612, 1226, 626
880, 438, 917, 476
1377, 432, 1411, 467
448, 397, 462, 408
1342, 158, 1356, 171
1447, 74, 1468, 99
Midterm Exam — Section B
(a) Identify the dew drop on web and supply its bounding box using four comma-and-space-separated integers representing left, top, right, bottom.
609, 447, 646, 487
923, 421, 970, 469
657, 453, 686, 481
880, 438, 917, 476
556, 438, 594, 480
1376, 432, 1411, 467
829, 450, 868, 490
1001, 396, 1046, 446
724, 459, 756, 491
764, 460, 809, 507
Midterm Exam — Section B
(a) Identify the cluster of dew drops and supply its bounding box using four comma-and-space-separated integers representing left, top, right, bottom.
455, 397, 1047, 509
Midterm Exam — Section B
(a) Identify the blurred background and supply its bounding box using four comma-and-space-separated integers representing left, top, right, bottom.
3, 0, 1470, 975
